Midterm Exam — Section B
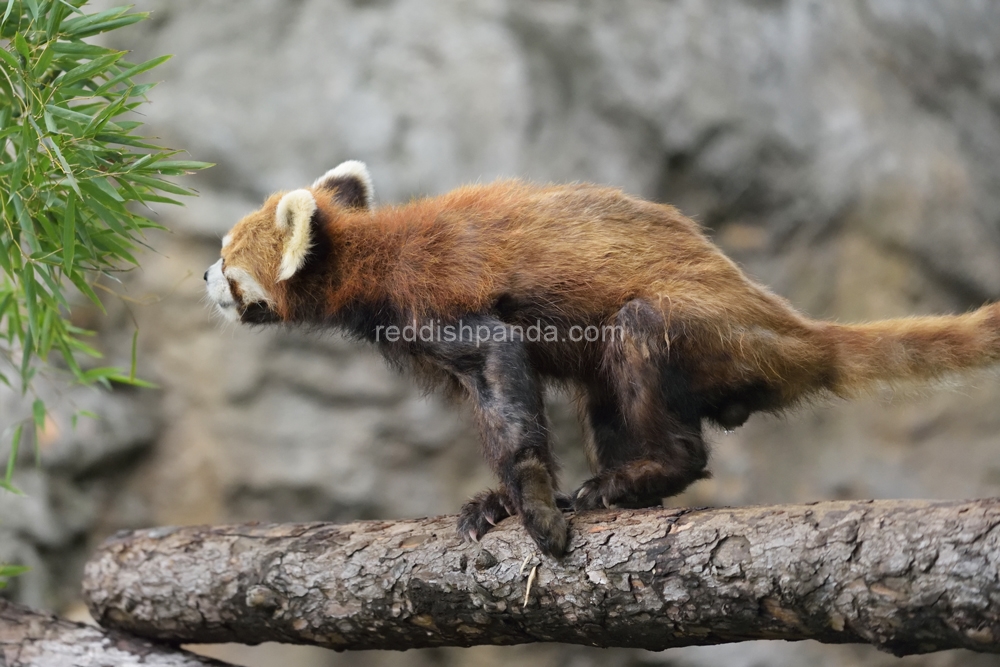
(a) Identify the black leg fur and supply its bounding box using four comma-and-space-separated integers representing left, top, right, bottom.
579, 379, 638, 472
575, 300, 710, 511
417, 315, 568, 557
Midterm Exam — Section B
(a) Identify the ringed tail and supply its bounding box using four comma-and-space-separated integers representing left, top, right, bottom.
821, 302, 1000, 396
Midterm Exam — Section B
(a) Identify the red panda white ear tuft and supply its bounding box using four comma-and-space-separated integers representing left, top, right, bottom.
312, 160, 374, 210
275, 189, 317, 282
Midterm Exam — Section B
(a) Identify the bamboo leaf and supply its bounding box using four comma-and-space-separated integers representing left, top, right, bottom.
46, 0, 73, 39
94, 54, 170, 95
67, 269, 103, 310
47, 137, 81, 195
107, 373, 156, 389
31, 398, 44, 430
21, 262, 37, 341
78, 365, 122, 382
128, 327, 137, 381
12, 32, 30, 60
18, 327, 32, 389
50, 41, 106, 59
5, 424, 22, 483
144, 159, 214, 174
129, 193, 183, 206
93, 132, 160, 149
0, 291, 12, 320
45, 102, 92, 125
0, 44, 21, 70
0, 565, 30, 578
62, 189, 75, 270
89, 175, 124, 202
58, 51, 123, 88
81, 95, 126, 136
62, 9, 145, 38
126, 172, 196, 196
0, 480, 23, 495
31, 42, 55, 79
60, 5, 129, 36
2, 0, 16, 27
77, 181, 126, 223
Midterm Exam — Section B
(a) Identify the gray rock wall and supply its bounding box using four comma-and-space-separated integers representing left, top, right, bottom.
3, 1, 1000, 665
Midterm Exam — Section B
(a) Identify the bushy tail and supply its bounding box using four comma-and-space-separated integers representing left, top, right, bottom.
823, 303, 1000, 396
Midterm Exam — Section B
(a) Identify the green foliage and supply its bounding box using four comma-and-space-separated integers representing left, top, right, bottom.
0, 1, 209, 498
0, 1, 204, 391
0, 563, 29, 588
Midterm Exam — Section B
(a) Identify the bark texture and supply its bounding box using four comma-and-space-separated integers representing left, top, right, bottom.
83, 500, 1000, 656
0, 599, 232, 667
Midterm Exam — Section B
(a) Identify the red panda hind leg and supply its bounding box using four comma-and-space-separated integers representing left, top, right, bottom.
415, 314, 568, 557
575, 299, 710, 510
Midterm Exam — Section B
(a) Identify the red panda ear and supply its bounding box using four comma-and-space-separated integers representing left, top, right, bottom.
312, 160, 374, 209
275, 189, 317, 282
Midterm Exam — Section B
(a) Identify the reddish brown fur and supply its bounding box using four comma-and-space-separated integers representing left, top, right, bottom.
223, 180, 1000, 404
216, 176, 1000, 556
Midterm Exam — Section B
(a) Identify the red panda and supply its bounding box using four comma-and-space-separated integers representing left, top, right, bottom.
206, 160, 1000, 557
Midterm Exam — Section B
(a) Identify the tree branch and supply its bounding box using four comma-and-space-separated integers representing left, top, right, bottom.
0, 599, 234, 666
82, 499, 1000, 656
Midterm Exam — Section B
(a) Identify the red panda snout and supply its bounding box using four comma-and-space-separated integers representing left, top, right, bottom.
205, 258, 240, 322
205, 253, 277, 324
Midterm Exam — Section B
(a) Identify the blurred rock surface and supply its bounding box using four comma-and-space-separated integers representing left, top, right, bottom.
3, 1, 1000, 665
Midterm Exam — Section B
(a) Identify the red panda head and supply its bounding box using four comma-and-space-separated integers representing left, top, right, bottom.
205, 160, 374, 324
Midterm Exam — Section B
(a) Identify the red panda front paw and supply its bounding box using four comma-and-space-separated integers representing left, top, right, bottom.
458, 490, 568, 556
520, 501, 568, 558
457, 489, 513, 543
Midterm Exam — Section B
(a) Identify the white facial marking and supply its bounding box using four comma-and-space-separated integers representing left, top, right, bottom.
206, 259, 275, 323
205, 259, 239, 322
225, 266, 272, 305
221, 234, 232, 248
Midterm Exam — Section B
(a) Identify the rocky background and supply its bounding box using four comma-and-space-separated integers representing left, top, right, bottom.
3, 1, 1000, 665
